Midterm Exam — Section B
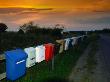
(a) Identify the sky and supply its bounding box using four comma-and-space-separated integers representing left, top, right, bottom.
0, 0, 110, 10
0, 0, 110, 31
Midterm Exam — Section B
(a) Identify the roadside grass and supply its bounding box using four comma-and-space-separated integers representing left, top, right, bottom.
86, 33, 99, 72
1, 37, 90, 82
86, 43, 97, 72
0, 60, 5, 74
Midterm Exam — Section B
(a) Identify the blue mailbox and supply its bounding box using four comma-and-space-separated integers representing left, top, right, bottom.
5, 49, 28, 80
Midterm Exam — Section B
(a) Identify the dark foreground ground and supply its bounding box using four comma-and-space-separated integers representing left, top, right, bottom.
96, 34, 110, 82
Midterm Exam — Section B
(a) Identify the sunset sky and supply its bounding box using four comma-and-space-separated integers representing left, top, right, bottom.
0, 0, 110, 10
0, 0, 110, 31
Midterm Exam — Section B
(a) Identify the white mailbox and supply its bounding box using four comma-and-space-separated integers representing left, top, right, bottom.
35, 45, 45, 63
64, 38, 70, 50
24, 47, 36, 68
71, 37, 78, 46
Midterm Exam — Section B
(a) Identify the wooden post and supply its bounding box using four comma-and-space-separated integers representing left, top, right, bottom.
52, 56, 54, 71
0, 54, 6, 81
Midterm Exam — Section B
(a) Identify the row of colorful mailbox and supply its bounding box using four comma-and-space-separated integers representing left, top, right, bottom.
4, 35, 87, 81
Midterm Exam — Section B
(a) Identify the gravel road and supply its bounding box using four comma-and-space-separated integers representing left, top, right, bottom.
93, 35, 110, 82
69, 34, 110, 82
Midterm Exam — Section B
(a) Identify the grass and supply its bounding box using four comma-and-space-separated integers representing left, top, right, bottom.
1, 37, 90, 82
86, 33, 99, 72
0, 60, 5, 74
86, 43, 97, 72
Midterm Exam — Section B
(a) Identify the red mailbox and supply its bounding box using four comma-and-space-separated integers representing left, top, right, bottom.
44, 43, 54, 61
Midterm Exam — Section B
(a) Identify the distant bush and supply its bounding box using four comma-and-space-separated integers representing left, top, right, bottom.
102, 28, 110, 33
0, 23, 8, 32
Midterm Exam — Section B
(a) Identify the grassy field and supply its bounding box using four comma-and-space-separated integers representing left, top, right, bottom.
1, 36, 90, 82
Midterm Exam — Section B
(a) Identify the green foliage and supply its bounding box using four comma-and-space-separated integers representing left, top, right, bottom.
19, 22, 63, 38
0, 24, 63, 53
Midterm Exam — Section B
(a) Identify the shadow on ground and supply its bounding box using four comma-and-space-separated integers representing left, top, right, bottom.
42, 77, 68, 82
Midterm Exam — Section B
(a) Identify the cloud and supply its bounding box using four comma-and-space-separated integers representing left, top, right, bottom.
0, 7, 110, 31
11, 14, 42, 25
0, 8, 53, 15
73, 13, 110, 24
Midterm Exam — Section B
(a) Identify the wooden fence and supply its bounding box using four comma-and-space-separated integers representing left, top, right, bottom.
0, 54, 6, 80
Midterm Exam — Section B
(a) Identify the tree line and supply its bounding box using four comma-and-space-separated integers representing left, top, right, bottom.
0, 22, 110, 54
0, 22, 63, 54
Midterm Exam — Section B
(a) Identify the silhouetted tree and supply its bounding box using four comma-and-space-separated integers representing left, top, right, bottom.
0, 23, 8, 32
0, 23, 8, 53
18, 29, 24, 34
19, 21, 38, 33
